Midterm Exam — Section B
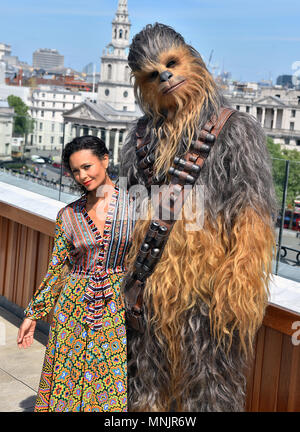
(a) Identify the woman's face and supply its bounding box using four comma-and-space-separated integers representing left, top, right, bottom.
69, 149, 109, 191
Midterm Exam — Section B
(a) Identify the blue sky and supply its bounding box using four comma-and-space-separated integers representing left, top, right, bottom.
1, 0, 300, 82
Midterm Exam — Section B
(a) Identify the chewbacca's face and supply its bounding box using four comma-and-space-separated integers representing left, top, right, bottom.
133, 44, 205, 115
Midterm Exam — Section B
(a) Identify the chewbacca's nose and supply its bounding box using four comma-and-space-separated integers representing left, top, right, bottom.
160, 70, 173, 82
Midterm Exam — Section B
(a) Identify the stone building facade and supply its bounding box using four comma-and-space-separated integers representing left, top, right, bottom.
32, 49, 64, 71
29, 86, 84, 151
0, 100, 13, 160
226, 86, 300, 150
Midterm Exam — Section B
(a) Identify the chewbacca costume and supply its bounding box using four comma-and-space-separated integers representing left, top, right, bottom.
120, 23, 278, 412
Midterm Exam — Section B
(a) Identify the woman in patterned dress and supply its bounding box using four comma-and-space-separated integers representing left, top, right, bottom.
17, 136, 134, 412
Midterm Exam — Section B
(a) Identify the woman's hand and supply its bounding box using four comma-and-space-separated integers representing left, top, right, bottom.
17, 318, 37, 349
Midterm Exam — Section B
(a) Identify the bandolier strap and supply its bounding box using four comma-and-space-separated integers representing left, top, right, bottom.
123, 107, 236, 332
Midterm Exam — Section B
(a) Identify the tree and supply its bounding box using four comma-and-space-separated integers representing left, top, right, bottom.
7, 95, 34, 137
266, 137, 300, 207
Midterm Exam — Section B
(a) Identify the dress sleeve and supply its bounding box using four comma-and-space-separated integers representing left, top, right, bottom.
24, 208, 72, 320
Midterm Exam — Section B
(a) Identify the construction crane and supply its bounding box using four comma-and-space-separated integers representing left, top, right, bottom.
207, 49, 219, 77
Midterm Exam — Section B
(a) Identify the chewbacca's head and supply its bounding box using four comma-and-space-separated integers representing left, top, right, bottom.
128, 23, 218, 120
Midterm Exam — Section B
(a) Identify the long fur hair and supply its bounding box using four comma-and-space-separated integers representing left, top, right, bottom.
121, 23, 278, 411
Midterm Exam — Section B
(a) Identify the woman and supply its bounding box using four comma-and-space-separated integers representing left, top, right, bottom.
17, 136, 133, 412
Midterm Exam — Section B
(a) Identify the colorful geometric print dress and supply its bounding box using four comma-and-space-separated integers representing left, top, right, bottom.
24, 185, 134, 412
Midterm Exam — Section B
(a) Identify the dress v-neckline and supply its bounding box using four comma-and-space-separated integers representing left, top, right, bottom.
80, 185, 119, 241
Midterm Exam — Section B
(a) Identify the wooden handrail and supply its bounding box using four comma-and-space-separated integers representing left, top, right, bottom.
264, 303, 300, 336
0, 201, 55, 237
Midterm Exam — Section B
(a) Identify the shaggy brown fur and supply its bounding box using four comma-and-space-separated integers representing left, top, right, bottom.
121, 22, 278, 411
125, 206, 275, 364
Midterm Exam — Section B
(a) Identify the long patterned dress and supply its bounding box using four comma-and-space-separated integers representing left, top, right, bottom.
24, 185, 133, 412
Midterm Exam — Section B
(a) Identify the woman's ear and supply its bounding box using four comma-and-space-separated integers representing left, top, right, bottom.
103, 154, 109, 169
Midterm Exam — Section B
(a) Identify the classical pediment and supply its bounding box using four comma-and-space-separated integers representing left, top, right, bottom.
63, 102, 108, 122
255, 96, 286, 106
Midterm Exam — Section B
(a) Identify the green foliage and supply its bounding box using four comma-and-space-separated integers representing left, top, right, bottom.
4, 163, 26, 170
7, 95, 34, 137
266, 137, 300, 207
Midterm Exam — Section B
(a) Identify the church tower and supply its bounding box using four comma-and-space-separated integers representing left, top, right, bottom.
97, 0, 135, 112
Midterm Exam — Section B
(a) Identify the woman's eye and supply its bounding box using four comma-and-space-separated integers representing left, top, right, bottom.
149, 71, 159, 81
166, 60, 176, 68
84, 165, 91, 169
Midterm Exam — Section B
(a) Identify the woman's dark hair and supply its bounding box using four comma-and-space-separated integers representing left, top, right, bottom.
62, 135, 109, 196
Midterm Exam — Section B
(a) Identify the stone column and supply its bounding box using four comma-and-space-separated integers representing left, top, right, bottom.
105, 129, 110, 149
261, 108, 266, 128
273, 109, 277, 130
114, 129, 120, 165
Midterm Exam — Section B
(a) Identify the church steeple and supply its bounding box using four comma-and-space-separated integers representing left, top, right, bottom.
97, 0, 135, 112
111, 0, 131, 51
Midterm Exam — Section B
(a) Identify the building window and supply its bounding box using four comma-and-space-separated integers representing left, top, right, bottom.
63, 103, 65, 108
41, 101, 45, 107
123, 106, 127, 111
41, 110, 44, 117
291, 109, 296, 117
42, 93, 45, 98
53, 94, 56, 99
73, 95, 76, 100
52, 111, 55, 118
297, 140, 300, 146
107, 64, 112, 80
63, 94, 66, 99
236, 105, 240, 111
246, 106, 250, 113
290, 122, 294, 131
53, 102, 55, 107
125, 66, 130, 82
51, 123, 55, 132
39, 122, 43, 130
119, 29, 123, 38
275, 94, 280, 98
51, 136, 54, 144
123, 91, 128, 98
284, 138, 289, 145
60, 137, 64, 144
39, 136, 42, 144
105, 89, 110, 96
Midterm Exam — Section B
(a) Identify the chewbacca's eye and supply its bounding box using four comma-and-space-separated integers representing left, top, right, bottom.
166, 60, 176, 68
148, 71, 159, 81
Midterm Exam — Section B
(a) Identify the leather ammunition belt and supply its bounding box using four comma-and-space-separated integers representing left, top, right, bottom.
123, 107, 236, 333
